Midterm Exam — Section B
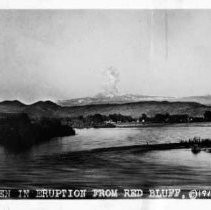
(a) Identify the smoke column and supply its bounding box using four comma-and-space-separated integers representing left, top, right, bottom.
96, 66, 120, 98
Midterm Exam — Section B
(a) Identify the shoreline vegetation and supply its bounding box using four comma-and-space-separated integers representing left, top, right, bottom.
64, 111, 211, 128
0, 113, 75, 151
63, 137, 211, 156
1, 99, 211, 151
1, 111, 211, 152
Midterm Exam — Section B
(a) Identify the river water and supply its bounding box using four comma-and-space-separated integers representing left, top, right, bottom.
0, 123, 211, 190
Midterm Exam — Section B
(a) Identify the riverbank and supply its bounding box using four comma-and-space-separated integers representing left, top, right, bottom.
114, 122, 171, 128
0, 113, 75, 151
73, 121, 211, 129
62, 137, 211, 155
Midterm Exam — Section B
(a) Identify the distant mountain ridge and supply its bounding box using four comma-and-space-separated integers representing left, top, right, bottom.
57, 94, 176, 107
179, 95, 211, 105
0, 99, 211, 119
57, 94, 211, 107
0, 100, 25, 107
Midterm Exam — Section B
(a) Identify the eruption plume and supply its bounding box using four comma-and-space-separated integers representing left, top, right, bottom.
96, 66, 120, 98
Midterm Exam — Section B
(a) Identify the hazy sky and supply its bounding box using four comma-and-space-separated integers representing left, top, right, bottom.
0, 10, 211, 103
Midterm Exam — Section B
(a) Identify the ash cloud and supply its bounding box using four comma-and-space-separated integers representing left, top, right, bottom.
96, 66, 120, 98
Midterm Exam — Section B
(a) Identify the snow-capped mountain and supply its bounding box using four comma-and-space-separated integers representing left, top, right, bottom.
57, 94, 176, 107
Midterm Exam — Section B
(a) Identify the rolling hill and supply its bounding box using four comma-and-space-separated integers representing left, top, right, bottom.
0, 100, 210, 119
58, 101, 210, 118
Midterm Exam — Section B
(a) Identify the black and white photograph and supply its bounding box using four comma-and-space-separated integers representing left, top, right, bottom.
1, 8, 211, 203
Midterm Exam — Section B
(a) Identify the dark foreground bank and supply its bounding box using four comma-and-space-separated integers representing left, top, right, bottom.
0, 113, 75, 151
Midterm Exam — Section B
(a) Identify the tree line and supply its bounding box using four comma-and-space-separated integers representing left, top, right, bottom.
64, 111, 211, 128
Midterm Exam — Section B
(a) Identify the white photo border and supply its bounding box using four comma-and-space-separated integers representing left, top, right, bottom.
0, 0, 210, 209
